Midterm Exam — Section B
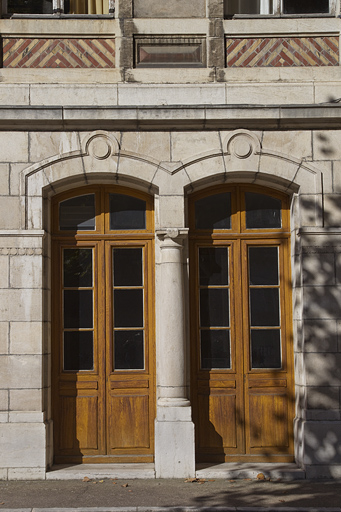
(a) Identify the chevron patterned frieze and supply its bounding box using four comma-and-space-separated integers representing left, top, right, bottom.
226, 36, 339, 67
3, 38, 115, 68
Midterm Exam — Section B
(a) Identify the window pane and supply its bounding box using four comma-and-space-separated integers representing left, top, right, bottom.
64, 331, 94, 371
114, 330, 144, 370
110, 194, 146, 230
251, 329, 281, 369
199, 247, 229, 286
114, 289, 143, 327
201, 330, 231, 369
8, 0, 52, 14
195, 193, 231, 230
225, 0, 274, 15
249, 247, 278, 285
113, 248, 143, 287
64, 290, 93, 328
200, 288, 229, 327
59, 194, 95, 231
250, 288, 279, 326
63, 249, 92, 288
245, 192, 281, 229
283, 0, 329, 13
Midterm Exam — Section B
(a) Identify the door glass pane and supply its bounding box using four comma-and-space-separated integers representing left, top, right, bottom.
110, 194, 146, 230
114, 289, 144, 327
113, 248, 143, 286
64, 248, 93, 287
201, 330, 231, 369
200, 288, 230, 327
114, 330, 144, 370
245, 192, 281, 229
199, 247, 229, 286
250, 288, 279, 326
283, 0, 329, 13
195, 193, 231, 230
112, 247, 145, 370
249, 247, 278, 285
59, 194, 95, 231
64, 331, 94, 371
251, 329, 281, 369
64, 290, 93, 329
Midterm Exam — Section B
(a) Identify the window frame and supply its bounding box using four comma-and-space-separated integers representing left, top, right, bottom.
224, 0, 336, 18
3, 0, 115, 17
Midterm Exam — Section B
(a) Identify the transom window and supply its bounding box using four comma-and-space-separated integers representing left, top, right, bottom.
225, 0, 331, 16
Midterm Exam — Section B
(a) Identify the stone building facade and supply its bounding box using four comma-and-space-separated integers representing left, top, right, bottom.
0, 0, 341, 480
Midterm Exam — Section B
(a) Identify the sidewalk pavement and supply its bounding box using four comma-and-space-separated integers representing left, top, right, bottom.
1, 477, 341, 512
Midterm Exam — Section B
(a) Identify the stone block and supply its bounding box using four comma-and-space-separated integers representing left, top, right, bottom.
26, 196, 43, 230
9, 163, 27, 196
307, 387, 339, 410
303, 319, 338, 352
185, 155, 225, 186
0, 289, 42, 322
0, 468, 7, 480
304, 285, 341, 320
118, 84, 226, 106
7, 468, 45, 480
30, 85, 118, 107
226, 83, 314, 105
0, 164, 10, 195
0, 256, 9, 289
0, 323, 9, 354
207, 0, 224, 17
0, 390, 8, 411
152, 167, 190, 196
121, 132, 171, 164
10, 389, 41, 412
299, 194, 322, 227
116, 157, 157, 187
159, 195, 185, 228
29, 132, 80, 163
133, 0, 205, 17
305, 353, 341, 387
0, 356, 42, 389
262, 131, 312, 160
302, 252, 335, 286
332, 160, 341, 193
155, 419, 195, 478
0, 133, 28, 163
305, 464, 341, 479
171, 131, 221, 162
10, 255, 42, 289
324, 194, 341, 227
0, 197, 21, 229
305, 410, 341, 421
313, 130, 341, 161
0, 85, 29, 106
0, 422, 46, 467
302, 420, 341, 465
0, 412, 8, 422
9, 412, 44, 422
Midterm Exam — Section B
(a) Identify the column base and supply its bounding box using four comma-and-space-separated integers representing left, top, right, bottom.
155, 404, 195, 478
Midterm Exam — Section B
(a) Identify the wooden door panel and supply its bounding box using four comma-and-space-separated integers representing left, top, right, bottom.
248, 392, 289, 449
76, 396, 100, 450
59, 396, 76, 450
198, 392, 237, 449
107, 393, 150, 450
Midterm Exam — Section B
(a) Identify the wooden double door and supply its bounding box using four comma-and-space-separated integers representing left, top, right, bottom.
52, 187, 155, 463
190, 186, 295, 462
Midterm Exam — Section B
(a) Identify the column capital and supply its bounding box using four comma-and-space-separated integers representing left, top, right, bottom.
156, 228, 189, 242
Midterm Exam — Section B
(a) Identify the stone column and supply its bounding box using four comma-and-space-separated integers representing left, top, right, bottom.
154, 228, 195, 478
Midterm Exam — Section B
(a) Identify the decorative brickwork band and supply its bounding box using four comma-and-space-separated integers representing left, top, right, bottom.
226, 36, 339, 67
3, 38, 115, 68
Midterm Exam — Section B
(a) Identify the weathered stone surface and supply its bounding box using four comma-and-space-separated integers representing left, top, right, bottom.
133, 0, 205, 18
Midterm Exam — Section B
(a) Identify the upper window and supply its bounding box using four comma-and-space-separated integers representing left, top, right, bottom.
190, 185, 289, 233
5, 0, 113, 16
225, 0, 331, 17
52, 186, 153, 235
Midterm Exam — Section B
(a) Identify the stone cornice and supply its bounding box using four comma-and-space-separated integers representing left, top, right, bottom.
1, 104, 341, 130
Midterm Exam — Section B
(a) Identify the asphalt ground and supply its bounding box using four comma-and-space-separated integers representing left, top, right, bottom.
0, 478, 341, 511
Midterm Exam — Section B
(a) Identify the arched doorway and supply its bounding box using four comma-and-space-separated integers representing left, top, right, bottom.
189, 185, 295, 462
51, 185, 155, 463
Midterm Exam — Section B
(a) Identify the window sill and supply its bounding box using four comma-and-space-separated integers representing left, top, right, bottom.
7, 13, 115, 19
225, 13, 335, 19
